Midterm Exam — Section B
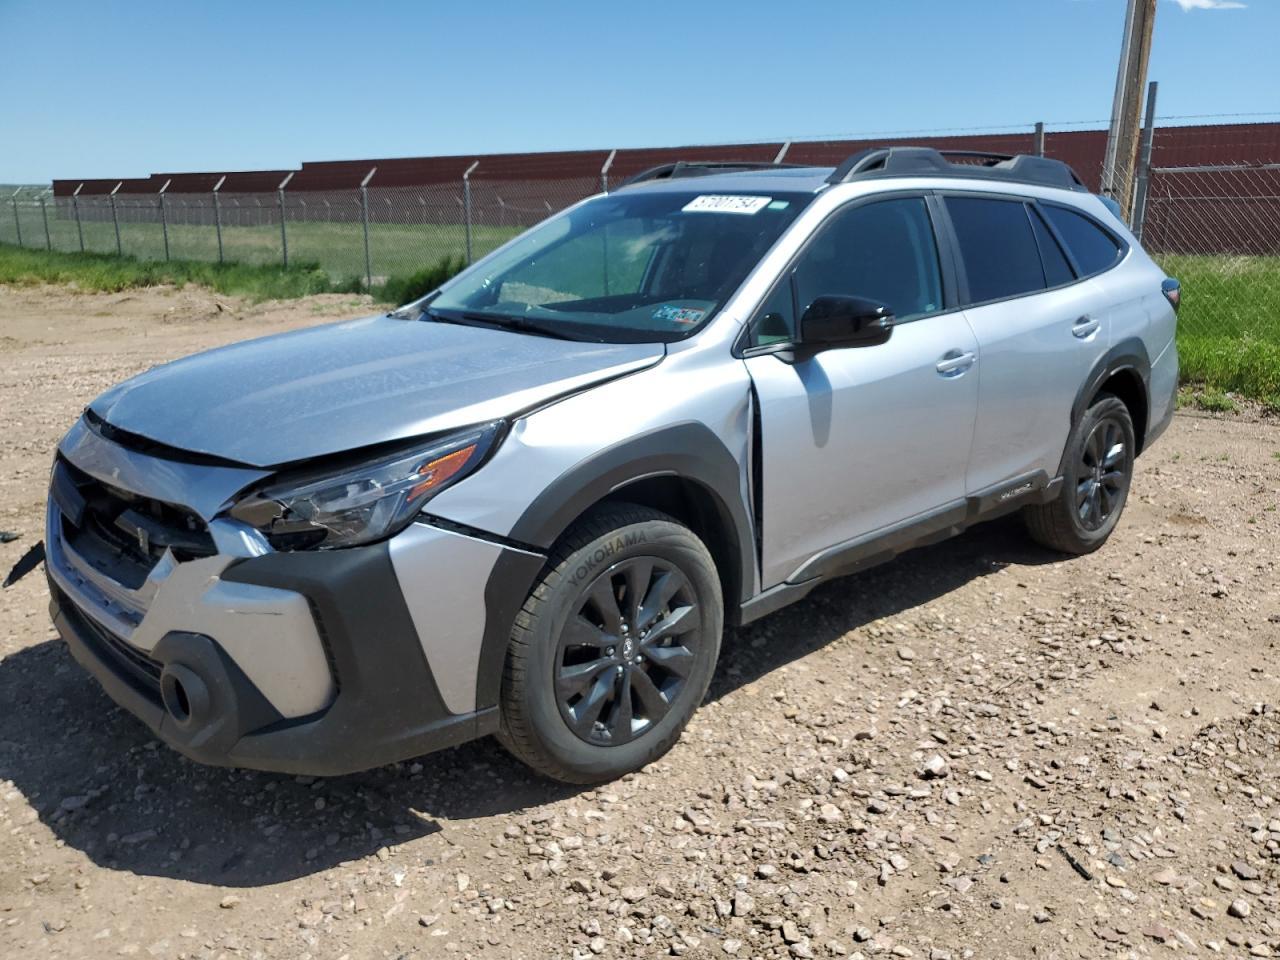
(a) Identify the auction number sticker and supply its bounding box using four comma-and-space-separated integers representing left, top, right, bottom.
682, 195, 772, 214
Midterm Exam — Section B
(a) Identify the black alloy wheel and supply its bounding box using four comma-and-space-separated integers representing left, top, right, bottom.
1076, 417, 1129, 530
555, 557, 701, 746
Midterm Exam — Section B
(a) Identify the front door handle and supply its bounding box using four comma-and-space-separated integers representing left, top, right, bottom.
1072, 315, 1101, 339
936, 350, 976, 376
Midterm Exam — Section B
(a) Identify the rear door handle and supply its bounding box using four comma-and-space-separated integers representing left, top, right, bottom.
936, 350, 976, 376
1072, 315, 1101, 339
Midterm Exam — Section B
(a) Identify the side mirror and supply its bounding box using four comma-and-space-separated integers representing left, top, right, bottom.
799, 295, 894, 352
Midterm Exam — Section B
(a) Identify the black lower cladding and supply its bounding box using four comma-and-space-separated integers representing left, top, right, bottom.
218, 541, 501, 775
52, 539, 516, 776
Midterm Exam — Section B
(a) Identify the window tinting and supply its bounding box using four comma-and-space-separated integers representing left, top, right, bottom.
1030, 207, 1075, 287
749, 280, 795, 346
792, 197, 943, 322
1042, 205, 1123, 276
945, 196, 1046, 304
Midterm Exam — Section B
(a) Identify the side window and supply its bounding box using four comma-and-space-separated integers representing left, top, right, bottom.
945, 196, 1046, 304
1041, 205, 1123, 276
792, 197, 943, 322
1029, 206, 1075, 287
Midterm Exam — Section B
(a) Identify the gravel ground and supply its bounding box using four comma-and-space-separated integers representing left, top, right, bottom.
1, 284, 1278, 960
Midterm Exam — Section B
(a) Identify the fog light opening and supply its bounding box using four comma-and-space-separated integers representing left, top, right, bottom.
159, 665, 207, 728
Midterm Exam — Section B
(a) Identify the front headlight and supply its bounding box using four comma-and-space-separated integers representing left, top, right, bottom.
230, 422, 502, 550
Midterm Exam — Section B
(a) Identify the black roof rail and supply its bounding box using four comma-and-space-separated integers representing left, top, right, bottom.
826, 145, 1086, 192
620, 160, 802, 188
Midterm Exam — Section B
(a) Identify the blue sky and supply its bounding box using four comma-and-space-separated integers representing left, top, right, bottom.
0, 0, 1274, 183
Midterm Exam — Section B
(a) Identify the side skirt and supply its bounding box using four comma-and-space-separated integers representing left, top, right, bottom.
739, 471, 1058, 626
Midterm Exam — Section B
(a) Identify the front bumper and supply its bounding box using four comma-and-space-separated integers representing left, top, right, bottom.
49, 539, 508, 776
46, 418, 545, 776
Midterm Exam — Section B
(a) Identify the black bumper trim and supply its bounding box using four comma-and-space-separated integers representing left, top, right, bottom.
53, 539, 511, 776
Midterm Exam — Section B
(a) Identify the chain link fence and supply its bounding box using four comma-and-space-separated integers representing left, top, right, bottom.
1, 177, 602, 286
2, 127, 1278, 401
1110, 124, 1280, 404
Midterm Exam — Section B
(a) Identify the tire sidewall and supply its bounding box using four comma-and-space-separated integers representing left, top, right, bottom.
1061, 395, 1136, 547
517, 518, 723, 781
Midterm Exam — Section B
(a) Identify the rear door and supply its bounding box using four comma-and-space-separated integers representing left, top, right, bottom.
941, 194, 1119, 494
743, 194, 980, 588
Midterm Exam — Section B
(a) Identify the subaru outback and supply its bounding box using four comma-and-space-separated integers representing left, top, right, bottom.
46, 147, 1180, 783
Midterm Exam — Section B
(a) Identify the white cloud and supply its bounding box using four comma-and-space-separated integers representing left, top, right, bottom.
1166, 0, 1246, 10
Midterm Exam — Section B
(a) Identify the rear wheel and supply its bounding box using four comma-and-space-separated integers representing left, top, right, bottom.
1023, 393, 1136, 554
497, 504, 723, 784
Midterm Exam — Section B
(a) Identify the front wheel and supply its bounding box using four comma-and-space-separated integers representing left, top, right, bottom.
497, 504, 723, 784
1023, 393, 1136, 554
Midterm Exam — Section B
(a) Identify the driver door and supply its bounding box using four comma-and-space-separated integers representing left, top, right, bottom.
743, 194, 980, 588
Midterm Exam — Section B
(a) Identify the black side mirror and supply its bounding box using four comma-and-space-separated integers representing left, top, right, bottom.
799, 295, 894, 352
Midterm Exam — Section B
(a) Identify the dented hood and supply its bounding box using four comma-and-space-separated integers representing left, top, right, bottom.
89, 314, 664, 467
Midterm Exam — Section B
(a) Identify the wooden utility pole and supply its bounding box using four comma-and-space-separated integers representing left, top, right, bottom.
1101, 0, 1158, 220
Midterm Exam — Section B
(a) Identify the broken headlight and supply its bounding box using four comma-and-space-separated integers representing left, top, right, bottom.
230, 423, 502, 550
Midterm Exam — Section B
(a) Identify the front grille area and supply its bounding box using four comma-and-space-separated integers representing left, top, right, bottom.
54, 585, 163, 701
54, 457, 216, 589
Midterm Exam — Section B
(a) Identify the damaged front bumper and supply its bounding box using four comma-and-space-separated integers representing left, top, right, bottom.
46, 417, 543, 776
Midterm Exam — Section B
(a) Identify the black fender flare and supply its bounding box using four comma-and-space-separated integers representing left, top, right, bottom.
474, 421, 755, 711
1058, 337, 1152, 475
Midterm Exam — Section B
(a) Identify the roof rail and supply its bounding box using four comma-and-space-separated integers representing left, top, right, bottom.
620, 160, 801, 188
826, 146, 1086, 192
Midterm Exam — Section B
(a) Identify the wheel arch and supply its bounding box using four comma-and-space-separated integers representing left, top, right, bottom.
474, 421, 755, 711
1060, 338, 1152, 477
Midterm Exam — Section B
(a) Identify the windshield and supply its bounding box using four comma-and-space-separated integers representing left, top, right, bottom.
424, 188, 813, 343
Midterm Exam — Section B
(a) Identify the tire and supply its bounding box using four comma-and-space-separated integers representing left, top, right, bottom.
1023, 393, 1136, 555
497, 504, 723, 784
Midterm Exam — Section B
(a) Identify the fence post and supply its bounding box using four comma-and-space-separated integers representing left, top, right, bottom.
72, 183, 85, 252
109, 181, 123, 256
276, 172, 294, 268
10, 189, 22, 247
600, 149, 617, 193
39, 192, 51, 250
1034, 122, 1046, 158
158, 179, 172, 261
462, 160, 479, 265
1131, 81, 1159, 240
211, 175, 226, 264
359, 166, 377, 288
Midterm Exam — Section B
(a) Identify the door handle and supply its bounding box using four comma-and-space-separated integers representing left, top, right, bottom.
1072, 315, 1101, 339
936, 350, 976, 376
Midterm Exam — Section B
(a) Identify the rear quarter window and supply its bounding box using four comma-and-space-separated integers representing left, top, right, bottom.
1041, 205, 1123, 276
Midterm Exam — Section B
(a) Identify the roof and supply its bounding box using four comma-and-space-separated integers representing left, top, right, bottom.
620, 166, 835, 195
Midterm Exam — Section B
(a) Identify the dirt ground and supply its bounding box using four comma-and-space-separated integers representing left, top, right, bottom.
1, 283, 1278, 960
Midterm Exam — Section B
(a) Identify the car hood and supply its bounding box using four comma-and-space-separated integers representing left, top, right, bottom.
89, 314, 665, 467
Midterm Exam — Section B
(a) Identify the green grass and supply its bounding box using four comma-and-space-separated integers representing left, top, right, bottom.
0, 212, 520, 283
1156, 254, 1280, 409
0, 242, 362, 301
0, 240, 470, 306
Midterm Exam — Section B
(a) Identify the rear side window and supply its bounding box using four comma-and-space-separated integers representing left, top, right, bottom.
945, 197, 1045, 304
1029, 207, 1075, 287
1041, 205, 1123, 276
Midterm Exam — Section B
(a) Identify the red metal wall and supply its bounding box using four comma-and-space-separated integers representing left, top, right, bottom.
50, 122, 1280, 197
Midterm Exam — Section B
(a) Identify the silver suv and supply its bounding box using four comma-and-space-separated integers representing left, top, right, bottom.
46, 147, 1180, 783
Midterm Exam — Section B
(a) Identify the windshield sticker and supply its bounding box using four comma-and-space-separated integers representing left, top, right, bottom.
682, 195, 772, 215
653, 304, 706, 326
767, 200, 790, 210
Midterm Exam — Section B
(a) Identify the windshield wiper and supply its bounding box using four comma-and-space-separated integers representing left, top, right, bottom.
425, 309, 579, 341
